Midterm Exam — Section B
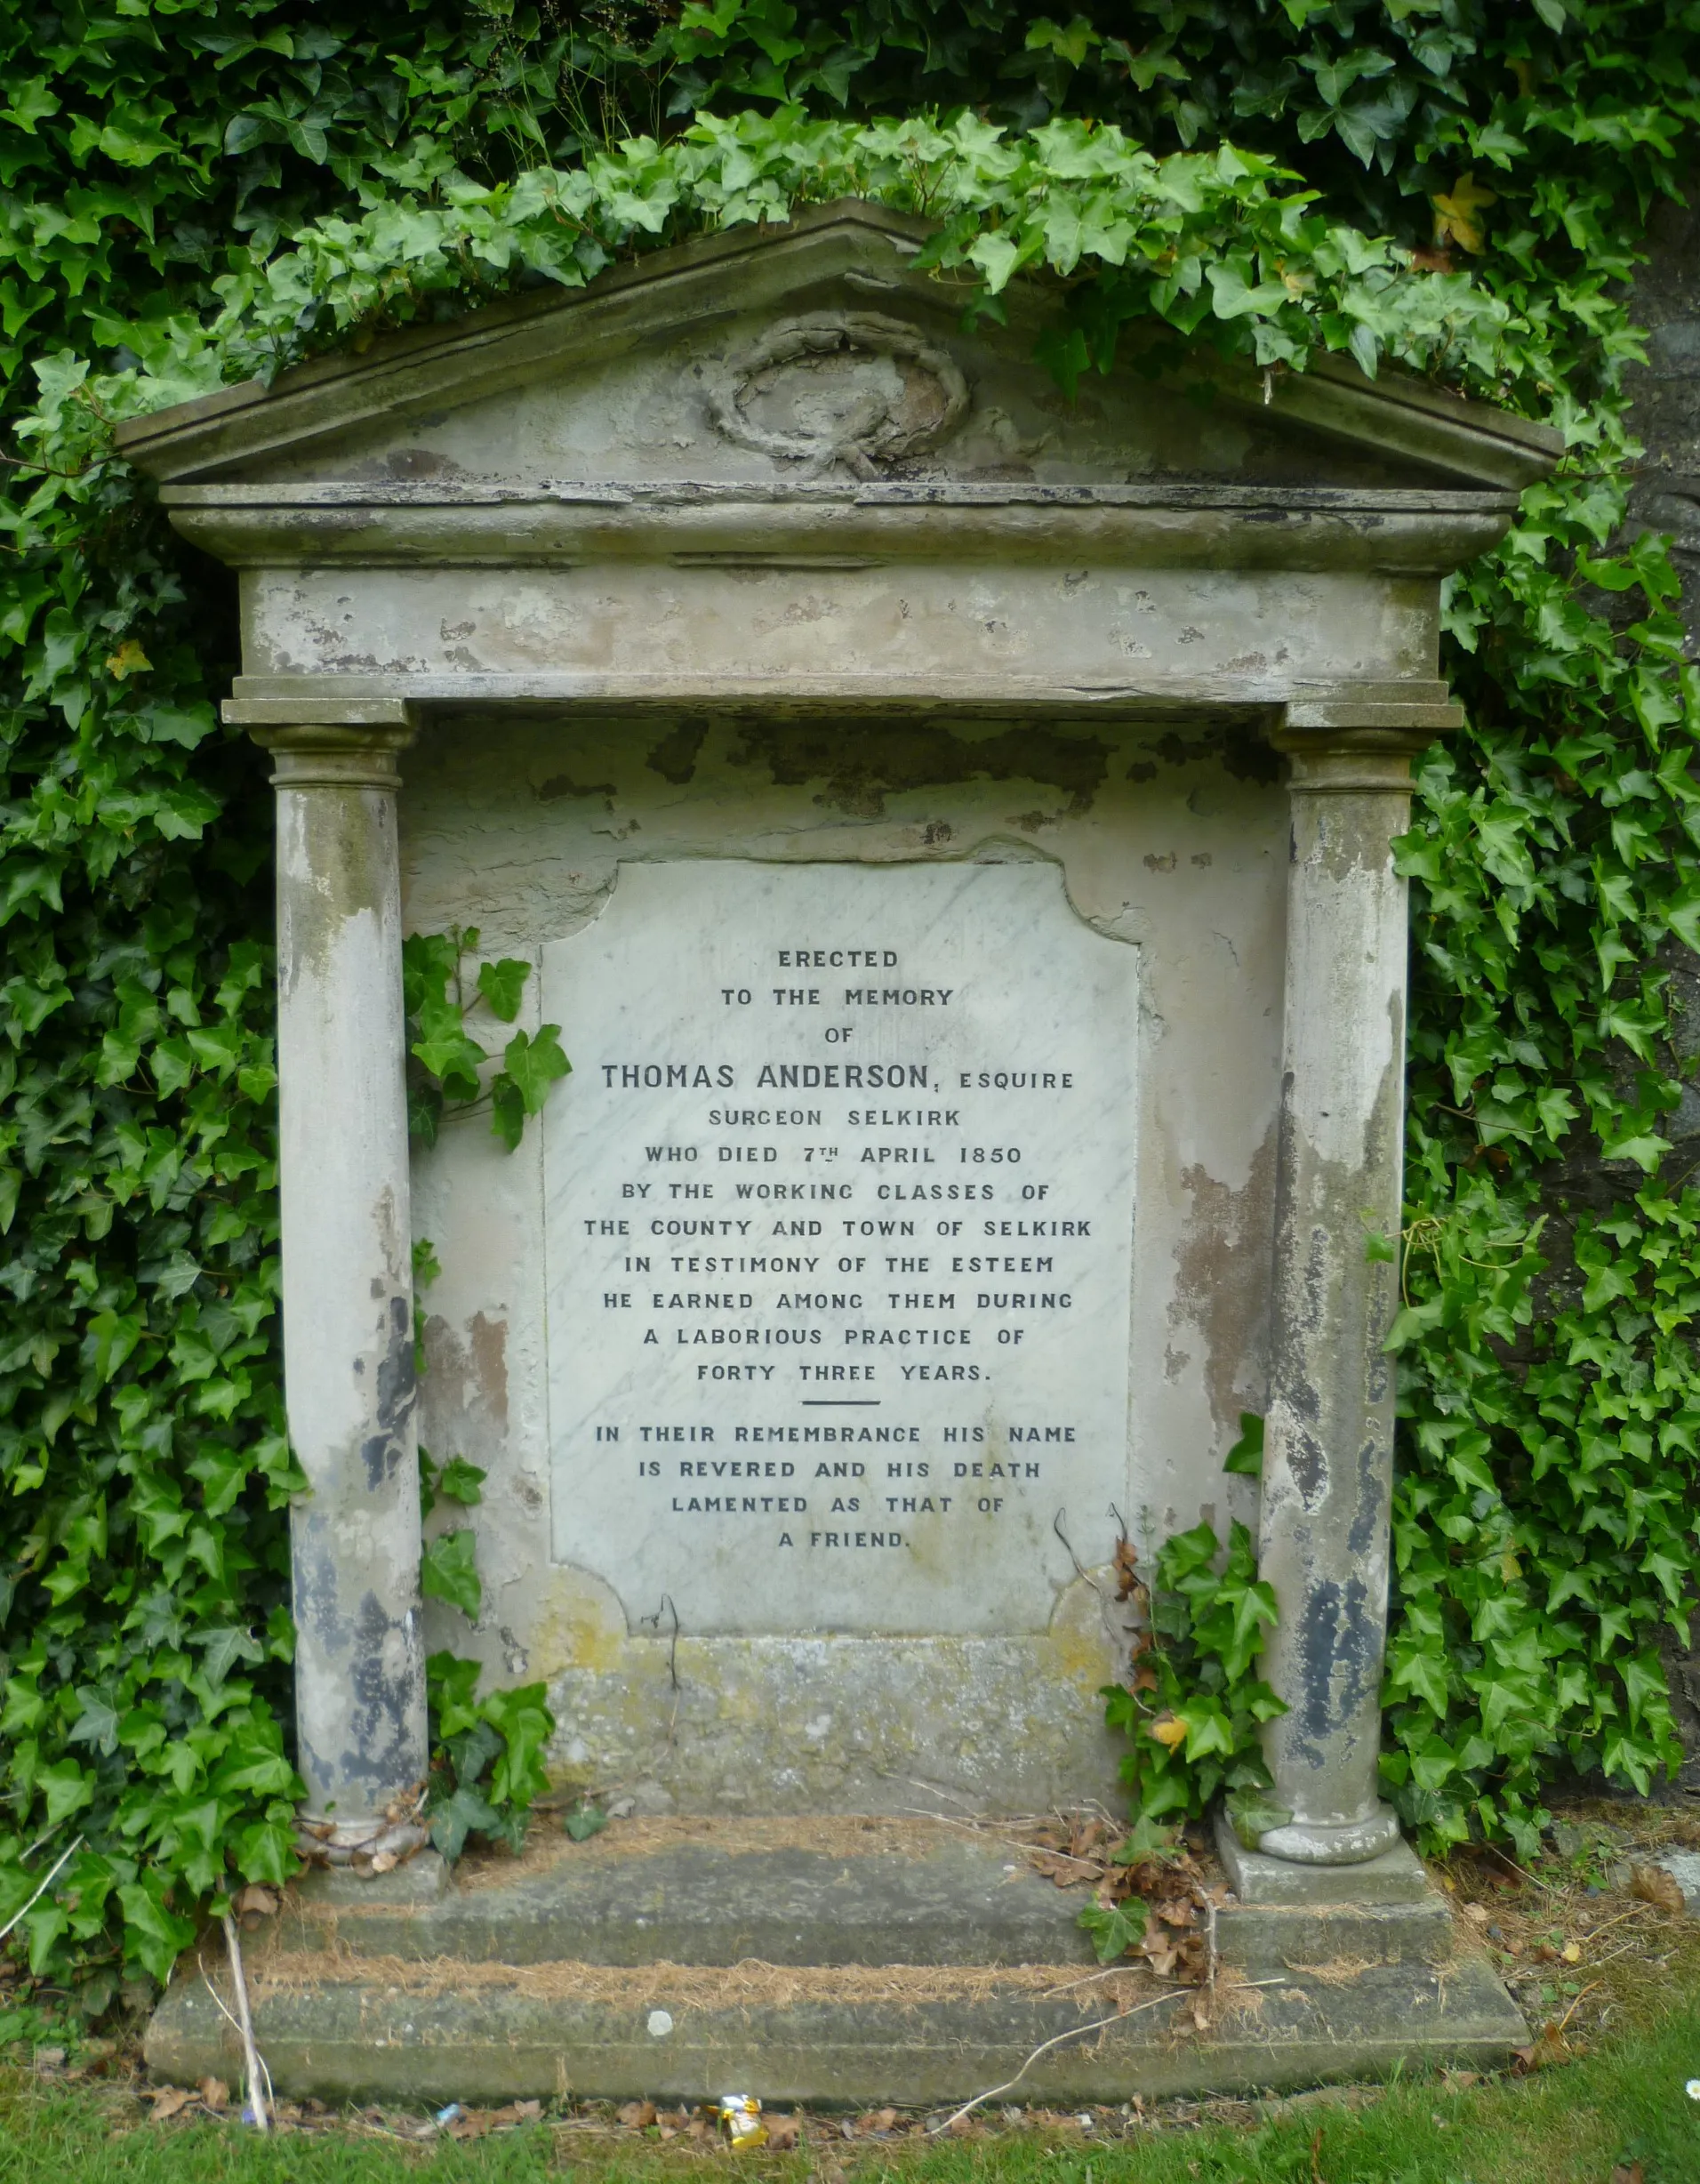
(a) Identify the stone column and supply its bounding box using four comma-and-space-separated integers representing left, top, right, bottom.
245, 706, 427, 1835
1254, 703, 1453, 1866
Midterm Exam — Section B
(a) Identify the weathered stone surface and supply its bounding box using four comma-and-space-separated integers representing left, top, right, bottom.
1255, 738, 1418, 1864
285, 1823, 1096, 1968
296, 1850, 451, 1907
262, 723, 428, 1826
401, 720, 1282, 1811
1215, 1812, 1431, 1907
1214, 1898, 1455, 1979
149, 1820, 1520, 2103
144, 1951, 1525, 2107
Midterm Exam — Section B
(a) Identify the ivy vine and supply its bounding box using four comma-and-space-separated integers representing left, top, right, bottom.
0, 0, 1696, 2007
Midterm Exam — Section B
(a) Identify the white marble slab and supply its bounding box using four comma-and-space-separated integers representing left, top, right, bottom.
541, 859, 1139, 1637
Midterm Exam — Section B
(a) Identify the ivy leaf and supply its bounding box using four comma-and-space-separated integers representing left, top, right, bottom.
1224, 1794, 1293, 1848
235, 1816, 298, 1888
1223, 1412, 1263, 1477
191, 1626, 266, 1687
411, 1024, 486, 1101
1207, 258, 1289, 319
485, 1682, 553, 1809
429, 1782, 501, 1863
1079, 1896, 1149, 1963
68, 1689, 120, 1756
1024, 15, 1100, 65
116, 1881, 196, 1984
421, 1530, 482, 1621
499, 1024, 571, 1119
437, 1457, 486, 1506
427, 1650, 485, 1741
36, 1760, 94, 1827
475, 958, 531, 1023
564, 1803, 607, 1842
1111, 1813, 1180, 1863
1430, 173, 1496, 255
1, 77, 60, 133
489, 1073, 525, 1153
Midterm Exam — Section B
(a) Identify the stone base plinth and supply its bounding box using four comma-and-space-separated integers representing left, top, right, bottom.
147, 1819, 1526, 2107
1214, 1810, 1432, 1906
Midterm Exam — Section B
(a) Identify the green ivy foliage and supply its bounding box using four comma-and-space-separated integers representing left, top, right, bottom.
1102, 1519, 1286, 1830
1, 0, 1698, 2002
402, 925, 570, 1152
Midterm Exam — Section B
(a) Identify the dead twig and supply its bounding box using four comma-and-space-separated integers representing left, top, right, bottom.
927, 1996, 1186, 2133
218, 1907, 271, 2134
1553, 1979, 1600, 2035
1580, 1902, 1650, 1943
1041, 1965, 1184, 2000
926, 1976, 1291, 2135
0, 1835, 83, 1947
905, 1809, 1104, 1873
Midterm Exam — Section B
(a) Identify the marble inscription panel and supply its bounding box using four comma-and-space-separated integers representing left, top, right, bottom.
541, 860, 1139, 1636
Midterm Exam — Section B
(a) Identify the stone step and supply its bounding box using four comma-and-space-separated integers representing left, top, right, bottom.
280, 1819, 1462, 1986
145, 1816, 1527, 2105
285, 1819, 1099, 1969
144, 1949, 1527, 2108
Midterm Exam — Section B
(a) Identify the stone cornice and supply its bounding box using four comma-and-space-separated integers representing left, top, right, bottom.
164, 479, 1520, 575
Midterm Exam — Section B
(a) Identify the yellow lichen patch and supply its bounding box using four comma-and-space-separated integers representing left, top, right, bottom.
1045, 1571, 1119, 1689
530, 1568, 628, 1677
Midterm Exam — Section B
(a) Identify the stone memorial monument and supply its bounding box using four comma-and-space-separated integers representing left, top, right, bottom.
127, 201, 1558, 2102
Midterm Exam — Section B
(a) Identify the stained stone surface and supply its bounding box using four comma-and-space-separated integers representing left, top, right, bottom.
147, 1819, 1527, 2104
145, 1959, 1529, 2108
400, 716, 1283, 1811
541, 859, 1139, 1639
1214, 1811, 1431, 1907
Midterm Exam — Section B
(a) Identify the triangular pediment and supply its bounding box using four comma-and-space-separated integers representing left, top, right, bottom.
118, 200, 1556, 501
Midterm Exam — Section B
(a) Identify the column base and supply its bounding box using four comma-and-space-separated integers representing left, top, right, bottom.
1241, 1803, 1403, 1868
1215, 1810, 1426, 1905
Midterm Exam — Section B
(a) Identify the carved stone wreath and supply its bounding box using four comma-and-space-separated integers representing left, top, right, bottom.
708, 311, 970, 478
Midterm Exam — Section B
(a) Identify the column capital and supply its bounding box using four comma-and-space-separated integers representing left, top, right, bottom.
225, 698, 419, 792
1272, 687, 1463, 793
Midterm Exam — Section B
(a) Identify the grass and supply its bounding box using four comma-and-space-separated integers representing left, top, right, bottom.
3, 1992, 1698, 2184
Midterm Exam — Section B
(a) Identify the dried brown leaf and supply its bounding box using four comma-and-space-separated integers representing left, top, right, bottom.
1631, 1864, 1686, 1915
618, 2101, 657, 2129
197, 2077, 229, 2112
1512, 2020, 1568, 2073
147, 2088, 193, 2122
